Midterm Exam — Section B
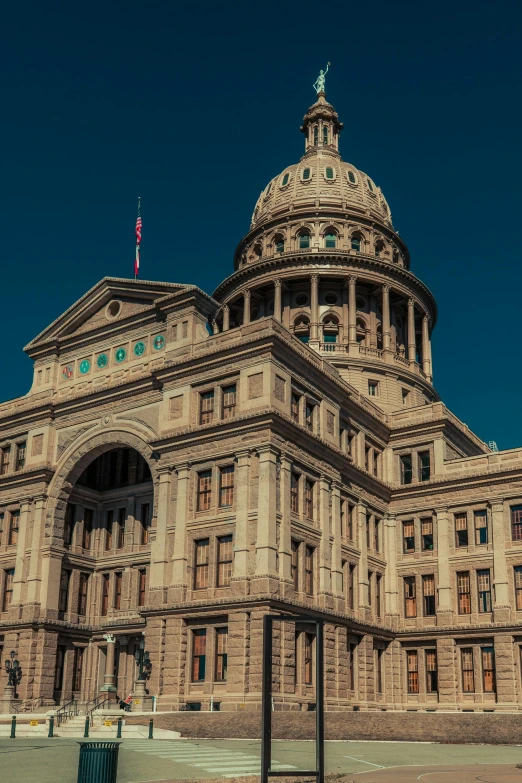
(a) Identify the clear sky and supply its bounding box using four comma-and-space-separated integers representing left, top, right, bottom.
2, 0, 522, 448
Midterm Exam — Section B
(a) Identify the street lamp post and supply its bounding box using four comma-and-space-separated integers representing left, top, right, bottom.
1, 650, 22, 710
133, 634, 152, 700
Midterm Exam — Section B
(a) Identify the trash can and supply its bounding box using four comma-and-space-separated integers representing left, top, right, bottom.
77, 741, 121, 783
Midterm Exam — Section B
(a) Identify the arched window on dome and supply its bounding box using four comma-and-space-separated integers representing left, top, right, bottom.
376, 325, 383, 349
375, 239, 385, 258
351, 234, 362, 252
325, 167, 334, 180
299, 232, 311, 249
325, 232, 337, 249
294, 316, 311, 344
322, 314, 339, 345
323, 126, 328, 144
313, 126, 318, 145
274, 235, 285, 254
282, 173, 290, 187
356, 317, 368, 345
348, 170, 356, 184
302, 168, 311, 181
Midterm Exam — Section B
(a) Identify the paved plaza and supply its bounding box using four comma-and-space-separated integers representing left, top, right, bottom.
1, 738, 522, 782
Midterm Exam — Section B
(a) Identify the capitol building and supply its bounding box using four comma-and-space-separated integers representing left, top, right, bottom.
1, 88, 521, 713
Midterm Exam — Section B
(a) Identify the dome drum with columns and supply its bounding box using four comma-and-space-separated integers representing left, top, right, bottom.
213, 92, 437, 412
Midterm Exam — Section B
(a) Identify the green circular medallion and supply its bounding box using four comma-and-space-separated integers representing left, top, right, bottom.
153, 335, 165, 351
79, 359, 91, 375
134, 341, 146, 357
115, 347, 126, 363
97, 353, 108, 369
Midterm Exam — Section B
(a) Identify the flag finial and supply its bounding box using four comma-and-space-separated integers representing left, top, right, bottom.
135, 199, 142, 280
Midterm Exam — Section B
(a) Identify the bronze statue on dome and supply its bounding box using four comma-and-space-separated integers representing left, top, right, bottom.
313, 62, 330, 94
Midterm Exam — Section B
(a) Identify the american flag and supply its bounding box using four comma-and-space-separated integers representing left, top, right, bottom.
135, 197, 142, 278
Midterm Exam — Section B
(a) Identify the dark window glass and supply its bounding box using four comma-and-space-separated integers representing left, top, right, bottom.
421, 518, 434, 550
215, 627, 228, 681
348, 170, 356, 184
400, 454, 413, 485
291, 540, 299, 590
105, 509, 113, 550
515, 566, 522, 610
426, 650, 438, 693
140, 503, 151, 545
64, 503, 76, 547
419, 451, 431, 481
325, 232, 336, 247
15, 442, 26, 471
54, 645, 66, 691
117, 507, 126, 549
323, 126, 328, 144
192, 629, 206, 681
282, 173, 289, 186
8, 511, 20, 546
477, 569, 492, 612
423, 575, 436, 616
474, 510, 488, 544
114, 572, 122, 610
302, 168, 311, 180
2, 568, 14, 611
101, 573, 110, 616
299, 233, 310, 248
82, 509, 93, 550
73, 647, 84, 692
138, 568, 147, 606
305, 546, 314, 594
455, 513, 468, 547
512, 506, 522, 541
403, 521, 415, 553
404, 576, 416, 617
351, 236, 361, 251
58, 570, 70, 613
325, 166, 334, 179
78, 573, 89, 616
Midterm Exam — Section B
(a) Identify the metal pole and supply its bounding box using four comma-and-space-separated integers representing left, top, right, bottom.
117, 717, 122, 739
84, 716, 89, 738
260, 614, 272, 783
148, 718, 153, 739
315, 620, 325, 783
10, 715, 16, 739
48, 716, 54, 738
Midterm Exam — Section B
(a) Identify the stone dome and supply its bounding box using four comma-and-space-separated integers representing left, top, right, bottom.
250, 94, 392, 231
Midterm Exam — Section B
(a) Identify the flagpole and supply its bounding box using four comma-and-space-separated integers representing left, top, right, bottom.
135, 197, 142, 280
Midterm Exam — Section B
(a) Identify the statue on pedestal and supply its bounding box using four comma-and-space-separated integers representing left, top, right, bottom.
313, 63, 331, 94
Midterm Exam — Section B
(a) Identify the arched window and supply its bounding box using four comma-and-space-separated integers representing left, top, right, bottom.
367, 179, 374, 192
325, 233, 337, 248
323, 126, 328, 144
322, 315, 339, 344
325, 167, 334, 180
253, 243, 262, 258
356, 317, 367, 345
302, 168, 311, 180
274, 236, 285, 253
375, 240, 385, 258
351, 235, 361, 252
282, 173, 289, 187
299, 233, 311, 249
294, 316, 310, 344
348, 170, 356, 184
313, 126, 318, 145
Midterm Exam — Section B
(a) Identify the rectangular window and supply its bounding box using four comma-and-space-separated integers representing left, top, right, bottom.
54, 645, 66, 691
368, 571, 373, 608
365, 446, 371, 472
82, 508, 93, 550
117, 507, 126, 549
421, 518, 434, 551
474, 510, 488, 544
348, 564, 355, 609
0, 512, 4, 545
305, 401, 315, 432
222, 384, 237, 420
515, 566, 522, 610
78, 573, 89, 616
304, 479, 314, 519
58, 569, 70, 613
2, 568, 14, 612
291, 540, 299, 590
8, 511, 20, 546
455, 513, 468, 547
482, 646, 496, 693
368, 380, 378, 397
426, 650, 438, 693
105, 509, 113, 550
72, 647, 84, 692
348, 642, 356, 690
400, 454, 413, 485
403, 521, 415, 553
366, 515, 371, 549
376, 647, 383, 693
373, 450, 379, 478
64, 503, 76, 547
200, 391, 214, 425
215, 627, 228, 681
461, 648, 475, 692
305, 546, 314, 595
374, 518, 380, 552
303, 632, 314, 685
217, 535, 233, 587
376, 574, 382, 618
291, 393, 300, 424
101, 573, 110, 616
407, 650, 419, 693
422, 574, 436, 616
140, 503, 151, 545
15, 442, 26, 471
197, 470, 212, 511
512, 505, 522, 541
0, 446, 10, 475
138, 568, 147, 606
457, 571, 471, 614
348, 503, 354, 541
404, 576, 416, 618
194, 539, 210, 589
477, 569, 492, 613
114, 572, 122, 609
192, 629, 206, 681
291, 473, 299, 513
219, 465, 234, 507
419, 451, 430, 481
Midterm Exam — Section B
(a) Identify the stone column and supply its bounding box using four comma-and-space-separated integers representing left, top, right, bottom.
170, 463, 191, 596
490, 499, 511, 622
100, 634, 117, 701
278, 455, 292, 587
274, 279, 282, 322
254, 446, 278, 587
422, 314, 431, 379
435, 506, 453, 622
382, 285, 392, 360
348, 276, 358, 355
342, 284, 349, 346
436, 637, 457, 708
331, 483, 343, 597
222, 305, 230, 331
310, 274, 319, 346
26, 495, 47, 606
11, 500, 31, 606
494, 634, 517, 705
212, 320, 219, 335
358, 501, 370, 611
318, 476, 332, 600
150, 467, 172, 590
407, 298, 416, 366
384, 514, 400, 627
243, 289, 251, 325
232, 450, 251, 594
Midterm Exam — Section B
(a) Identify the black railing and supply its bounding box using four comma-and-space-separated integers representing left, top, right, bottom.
55, 697, 78, 727
86, 696, 112, 721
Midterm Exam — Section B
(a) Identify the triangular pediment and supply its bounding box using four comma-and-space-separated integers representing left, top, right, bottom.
25, 277, 189, 353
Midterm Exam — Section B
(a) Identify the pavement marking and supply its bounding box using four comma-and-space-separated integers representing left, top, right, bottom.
344, 755, 386, 768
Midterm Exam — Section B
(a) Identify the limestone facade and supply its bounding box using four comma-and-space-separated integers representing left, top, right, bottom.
1, 93, 522, 712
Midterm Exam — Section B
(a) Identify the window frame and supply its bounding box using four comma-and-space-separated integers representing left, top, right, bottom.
421, 518, 434, 551
197, 469, 212, 512
477, 568, 492, 613
304, 479, 315, 520
515, 565, 522, 610
222, 384, 237, 420
426, 649, 438, 693
474, 510, 488, 545
511, 505, 522, 541
455, 512, 469, 548
219, 465, 235, 508
200, 390, 215, 425
406, 650, 419, 694
422, 574, 436, 616
192, 628, 207, 682
482, 646, 496, 693
457, 570, 471, 614
216, 534, 233, 588
461, 647, 475, 692
400, 454, 413, 485
194, 538, 210, 590
215, 627, 228, 681
305, 545, 314, 595
404, 576, 417, 618
402, 520, 415, 553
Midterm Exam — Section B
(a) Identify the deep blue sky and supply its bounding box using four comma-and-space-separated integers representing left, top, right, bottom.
2, 0, 521, 448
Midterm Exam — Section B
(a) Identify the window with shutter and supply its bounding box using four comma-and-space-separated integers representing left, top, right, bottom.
407, 650, 419, 693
